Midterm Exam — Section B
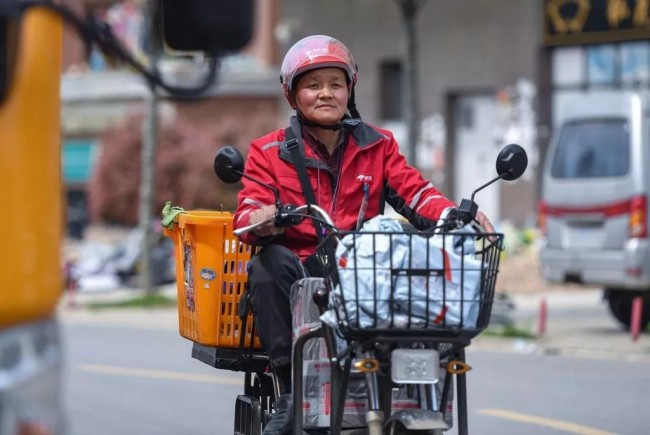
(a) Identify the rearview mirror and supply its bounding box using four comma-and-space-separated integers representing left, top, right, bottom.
160, 0, 254, 54
496, 144, 528, 181
214, 146, 245, 184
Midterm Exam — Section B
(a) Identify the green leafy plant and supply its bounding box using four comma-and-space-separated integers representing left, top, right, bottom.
483, 323, 537, 339
87, 293, 177, 309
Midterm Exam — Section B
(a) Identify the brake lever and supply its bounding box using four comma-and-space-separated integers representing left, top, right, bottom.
436, 207, 473, 232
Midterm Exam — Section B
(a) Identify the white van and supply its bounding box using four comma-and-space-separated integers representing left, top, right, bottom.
539, 91, 650, 328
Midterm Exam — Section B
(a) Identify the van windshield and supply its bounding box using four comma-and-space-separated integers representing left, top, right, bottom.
551, 119, 630, 178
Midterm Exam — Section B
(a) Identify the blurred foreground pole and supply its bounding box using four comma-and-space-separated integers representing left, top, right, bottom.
396, 0, 427, 167
138, 0, 160, 295
630, 297, 643, 342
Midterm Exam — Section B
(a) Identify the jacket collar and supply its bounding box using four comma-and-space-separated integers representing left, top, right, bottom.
279, 116, 386, 169
351, 121, 386, 148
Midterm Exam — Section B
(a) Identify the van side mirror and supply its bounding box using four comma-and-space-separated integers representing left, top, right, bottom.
160, 0, 254, 54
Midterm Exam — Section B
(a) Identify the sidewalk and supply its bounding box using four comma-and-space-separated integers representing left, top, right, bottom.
59, 283, 650, 362
58, 284, 179, 330
62, 283, 178, 306
473, 288, 650, 362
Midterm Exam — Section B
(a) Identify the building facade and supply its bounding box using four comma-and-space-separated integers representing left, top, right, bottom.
60, 0, 282, 232
280, 0, 543, 227
68, 1, 648, 231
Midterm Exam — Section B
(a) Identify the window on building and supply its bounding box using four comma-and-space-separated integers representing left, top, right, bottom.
379, 60, 403, 120
587, 44, 617, 85
552, 47, 585, 87
62, 138, 99, 184
621, 42, 650, 85
552, 41, 650, 89
84, 0, 146, 71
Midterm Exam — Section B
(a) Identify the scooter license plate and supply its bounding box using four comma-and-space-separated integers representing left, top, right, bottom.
391, 349, 440, 384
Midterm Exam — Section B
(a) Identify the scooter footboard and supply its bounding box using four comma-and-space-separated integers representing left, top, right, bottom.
191, 343, 270, 373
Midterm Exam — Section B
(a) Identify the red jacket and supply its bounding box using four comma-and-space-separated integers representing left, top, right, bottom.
234, 120, 456, 260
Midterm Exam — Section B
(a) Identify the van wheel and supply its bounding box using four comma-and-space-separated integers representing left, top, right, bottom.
606, 290, 650, 330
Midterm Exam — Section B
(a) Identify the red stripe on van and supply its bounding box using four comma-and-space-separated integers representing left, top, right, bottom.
544, 198, 633, 217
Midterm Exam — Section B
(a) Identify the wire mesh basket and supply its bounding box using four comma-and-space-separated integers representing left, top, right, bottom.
321, 229, 504, 340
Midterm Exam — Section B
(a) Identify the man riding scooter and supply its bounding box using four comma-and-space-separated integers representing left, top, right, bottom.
233, 34, 495, 434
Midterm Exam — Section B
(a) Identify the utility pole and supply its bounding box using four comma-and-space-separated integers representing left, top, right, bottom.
138, 0, 160, 295
396, 0, 427, 167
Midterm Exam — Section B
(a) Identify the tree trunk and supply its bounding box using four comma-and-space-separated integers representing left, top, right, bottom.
139, 0, 160, 295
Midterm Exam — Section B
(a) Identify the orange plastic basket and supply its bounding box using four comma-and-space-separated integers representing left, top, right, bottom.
164, 210, 261, 349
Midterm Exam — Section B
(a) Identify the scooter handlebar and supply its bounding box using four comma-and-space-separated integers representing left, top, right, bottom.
233, 204, 335, 238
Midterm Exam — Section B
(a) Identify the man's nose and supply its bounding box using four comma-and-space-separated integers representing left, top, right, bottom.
319, 86, 333, 98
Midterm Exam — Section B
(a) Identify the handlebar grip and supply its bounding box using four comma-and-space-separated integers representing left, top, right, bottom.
232, 216, 276, 237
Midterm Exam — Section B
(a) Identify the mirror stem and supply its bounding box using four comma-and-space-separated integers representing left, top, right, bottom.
230, 167, 282, 208
470, 172, 509, 202
459, 171, 511, 223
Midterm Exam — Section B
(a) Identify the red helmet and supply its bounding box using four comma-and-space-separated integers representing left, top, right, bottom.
280, 35, 357, 97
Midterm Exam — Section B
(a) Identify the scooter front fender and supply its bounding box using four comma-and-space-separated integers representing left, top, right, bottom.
386, 409, 449, 431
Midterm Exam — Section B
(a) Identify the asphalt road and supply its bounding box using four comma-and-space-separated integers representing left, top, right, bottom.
60, 299, 650, 435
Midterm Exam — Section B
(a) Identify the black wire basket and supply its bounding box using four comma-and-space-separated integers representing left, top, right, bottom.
319, 229, 504, 340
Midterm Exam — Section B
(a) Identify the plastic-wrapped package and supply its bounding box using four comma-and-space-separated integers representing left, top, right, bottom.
291, 277, 367, 429
332, 216, 482, 330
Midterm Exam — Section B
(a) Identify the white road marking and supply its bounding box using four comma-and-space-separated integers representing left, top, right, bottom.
79, 364, 242, 386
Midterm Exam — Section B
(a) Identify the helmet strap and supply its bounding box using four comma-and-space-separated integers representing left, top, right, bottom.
297, 111, 361, 132
347, 87, 361, 120
297, 112, 341, 130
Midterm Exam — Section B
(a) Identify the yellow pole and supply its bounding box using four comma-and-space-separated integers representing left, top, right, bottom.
0, 7, 63, 328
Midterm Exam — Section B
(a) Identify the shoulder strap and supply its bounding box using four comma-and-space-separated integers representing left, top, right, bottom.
285, 126, 317, 205
284, 125, 323, 241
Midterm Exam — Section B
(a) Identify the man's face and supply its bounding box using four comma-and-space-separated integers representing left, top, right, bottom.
293, 67, 349, 126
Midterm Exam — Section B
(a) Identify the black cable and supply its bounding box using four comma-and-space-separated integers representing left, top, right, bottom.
20, 0, 219, 98
282, 213, 338, 232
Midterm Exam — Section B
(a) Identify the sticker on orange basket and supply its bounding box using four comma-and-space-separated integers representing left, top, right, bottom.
183, 243, 195, 312
200, 268, 216, 281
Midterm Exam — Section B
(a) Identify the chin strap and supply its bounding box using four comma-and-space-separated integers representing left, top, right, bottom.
299, 115, 361, 131
348, 87, 361, 119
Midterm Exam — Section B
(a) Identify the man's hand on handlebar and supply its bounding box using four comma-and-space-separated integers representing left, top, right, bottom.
249, 205, 285, 237
475, 211, 495, 233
